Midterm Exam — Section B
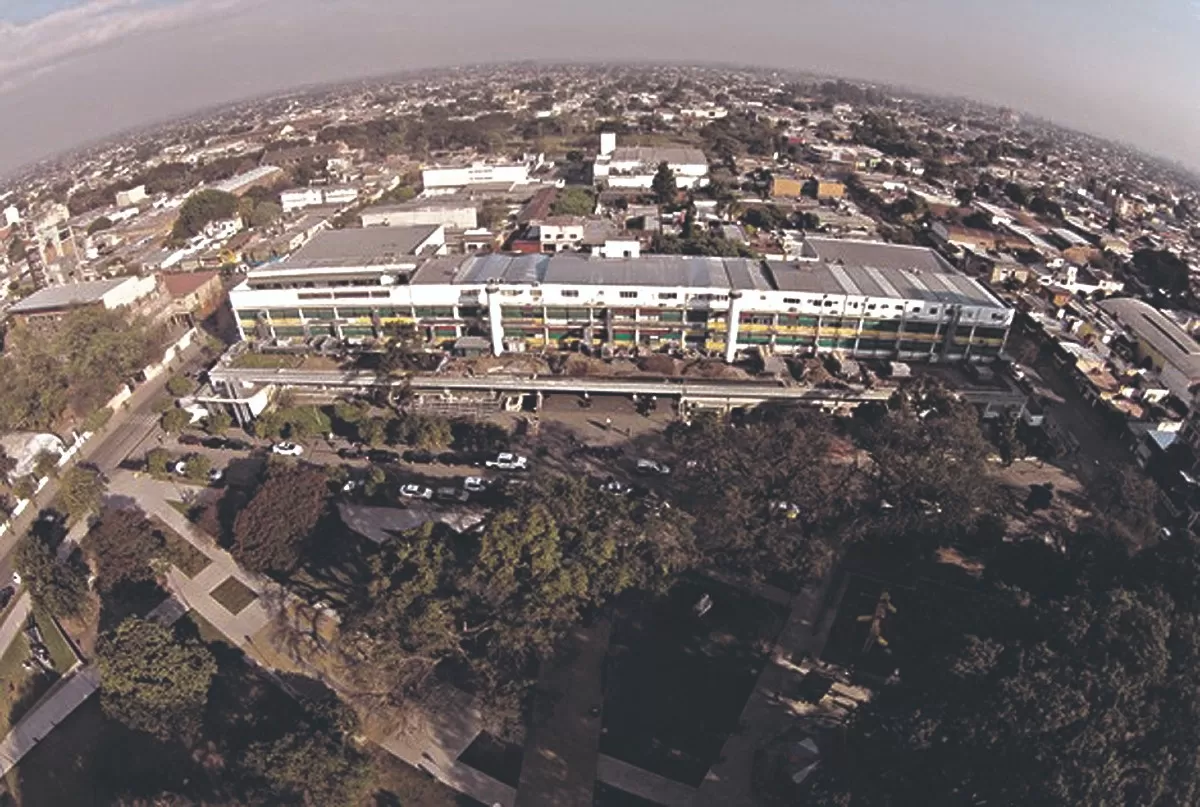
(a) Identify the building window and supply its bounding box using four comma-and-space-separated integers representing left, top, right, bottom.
562, 290, 580, 298
929, 307, 938, 315
619, 291, 638, 299
658, 292, 678, 300
783, 297, 802, 305
867, 303, 877, 310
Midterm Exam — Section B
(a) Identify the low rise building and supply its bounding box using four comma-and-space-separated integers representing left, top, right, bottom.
5, 275, 161, 330
361, 202, 478, 230
228, 236, 1011, 362
421, 161, 530, 190
593, 134, 708, 190
281, 186, 360, 213
115, 185, 148, 208
1098, 297, 1200, 400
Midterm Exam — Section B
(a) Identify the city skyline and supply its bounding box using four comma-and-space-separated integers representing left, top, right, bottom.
0, 0, 1197, 175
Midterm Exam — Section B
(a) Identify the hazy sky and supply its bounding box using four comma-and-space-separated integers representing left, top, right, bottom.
0, 0, 1197, 175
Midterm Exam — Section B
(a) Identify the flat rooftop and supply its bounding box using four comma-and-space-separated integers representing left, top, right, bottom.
409, 239, 1005, 308
7, 276, 133, 314
280, 225, 441, 269
609, 146, 708, 167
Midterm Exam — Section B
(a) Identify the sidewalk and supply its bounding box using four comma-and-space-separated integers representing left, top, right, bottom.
694, 572, 838, 807
0, 591, 32, 660
515, 620, 611, 807
109, 471, 514, 807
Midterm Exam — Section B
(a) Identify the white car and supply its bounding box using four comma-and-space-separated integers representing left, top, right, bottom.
485, 452, 528, 471
271, 442, 304, 457
171, 460, 188, 475
399, 484, 434, 500
601, 478, 633, 495
636, 459, 671, 476
208, 468, 224, 484
463, 476, 488, 493
11, 571, 21, 588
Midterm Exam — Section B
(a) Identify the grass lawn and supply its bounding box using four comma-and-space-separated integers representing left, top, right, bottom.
600, 576, 787, 787
209, 576, 257, 615
166, 500, 191, 519
371, 747, 487, 806
31, 606, 79, 673
0, 635, 56, 736
155, 519, 212, 577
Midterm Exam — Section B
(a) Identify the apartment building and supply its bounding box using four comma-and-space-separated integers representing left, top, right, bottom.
229, 237, 1011, 362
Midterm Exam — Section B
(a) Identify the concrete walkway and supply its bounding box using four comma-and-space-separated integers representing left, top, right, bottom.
595, 755, 698, 807
516, 620, 611, 807
108, 473, 278, 648
0, 592, 32, 660
694, 572, 838, 807
111, 471, 516, 807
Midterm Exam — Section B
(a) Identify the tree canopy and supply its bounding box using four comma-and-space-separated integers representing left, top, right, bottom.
244, 730, 374, 806
87, 507, 163, 591
0, 306, 167, 431
550, 187, 596, 217
651, 162, 677, 205
171, 189, 239, 241
16, 530, 89, 618
233, 463, 330, 574
97, 617, 217, 741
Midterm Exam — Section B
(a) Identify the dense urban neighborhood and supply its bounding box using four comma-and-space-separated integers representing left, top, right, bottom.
0, 63, 1197, 806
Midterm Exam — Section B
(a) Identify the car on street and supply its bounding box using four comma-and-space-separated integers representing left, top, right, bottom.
271, 442, 304, 456
463, 476, 488, 493
342, 478, 365, 494
485, 452, 528, 471
11, 571, 21, 587
601, 478, 633, 495
399, 484, 434, 500
208, 468, 225, 484
636, 458, 671, 476
171, 460, 188, 475
0, 586, 14, 610
178, 434, 204, 446
436, 486, 469, 503
204, 436, 251, 451
367, 449, 401, 464
338, 447, 366, 460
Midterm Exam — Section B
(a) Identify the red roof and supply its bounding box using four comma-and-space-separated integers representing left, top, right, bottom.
160, 271, 219, 298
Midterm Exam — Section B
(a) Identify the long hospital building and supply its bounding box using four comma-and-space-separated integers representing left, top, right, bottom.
230, 230, 1013, 363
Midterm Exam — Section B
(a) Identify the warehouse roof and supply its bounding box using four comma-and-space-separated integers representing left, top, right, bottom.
1098, 297, 1200, 380
610, 146, 708, 167
283, 225, 440, 269
7, 277, 132, 314
409, 240, 1003, 307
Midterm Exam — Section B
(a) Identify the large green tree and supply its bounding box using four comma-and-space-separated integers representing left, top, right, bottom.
97, 618, 217, 741
171, 189, 239, 241
233, 463, 329, 574
15, 532, 89, 618
651, 162, 677, 205
87, 507, 163, 591
244, 730, 374, 806
56, 465, 108, 524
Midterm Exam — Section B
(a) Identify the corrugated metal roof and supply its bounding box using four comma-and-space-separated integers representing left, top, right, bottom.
1099, 297, 1200, 380
284, 226, 440, 268
8, 277, 132, 314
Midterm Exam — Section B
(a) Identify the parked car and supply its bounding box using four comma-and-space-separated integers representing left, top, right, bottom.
271, 442, 304, 456
367, 449, 401, 464
178, 434, 204, 446
463, 476, 488, 493
171, 460, 189, 475
11, 571, 21, 588
338, 447, 366, 460
208, 468, 225, 484
342, 478, 365, 494
635, 459, 671, 476
399, 484, 434, 500
601, 478, 633, 495
404, 449, 439, 465
436, 487, 469, 503
204, 436, 251, 451
485, 452, 528, 471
